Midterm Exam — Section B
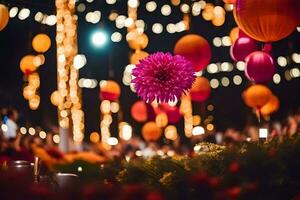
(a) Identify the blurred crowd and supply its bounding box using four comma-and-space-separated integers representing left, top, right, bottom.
0, 106, 300, 166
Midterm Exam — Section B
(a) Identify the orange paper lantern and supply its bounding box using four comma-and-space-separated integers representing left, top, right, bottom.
190, 77, 211, 102
130, 51, 149, 65
32, 34, 51, 53
20, 55, 37, 74
261, 95, 280, 116
0, 4, 9, 31
174, 34, 211, 72
243, 84, 272, 109
234, 0, 300, 42
142, 122, 162, 142
99, 80, 121, 101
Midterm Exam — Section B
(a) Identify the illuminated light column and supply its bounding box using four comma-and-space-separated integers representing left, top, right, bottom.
56, 0, 84, 151
180, 94, 193, 138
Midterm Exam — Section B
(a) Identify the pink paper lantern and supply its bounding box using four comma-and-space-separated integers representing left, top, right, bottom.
245, 51, 275, 83
230, 36, 258, 61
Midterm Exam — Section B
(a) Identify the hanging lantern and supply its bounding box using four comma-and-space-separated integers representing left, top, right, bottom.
243, 84, 272, 109
51, 91, 63, 106
20, 55, 37, 75
190, 77, 211, 103
0, 4, 9, 31
99, 80, 121, 101
261, 95, 280, 116
230, 36, 258, 61
245, 51, 275, 83
32, 34, 51, 53
234, 0, 300, 42
130, 50, 149, 65
131, 100, 155, 122
174, 34, 211, 72
142, 121, 162, 142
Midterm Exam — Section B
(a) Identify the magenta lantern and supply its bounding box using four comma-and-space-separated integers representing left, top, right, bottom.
245, 51, 275, 83
230, 36, 258, 61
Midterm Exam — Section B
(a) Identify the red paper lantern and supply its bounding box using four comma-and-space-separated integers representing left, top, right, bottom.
230, 36, 258, 61
99, 80, 121, 101
234, 0, 300, 42
245, 51, 275, 83
190, 77, 211, 102
131, 101, 155, 122
243, 84, 272, 109
174, 34, 211, 72
142, 122, 162, 142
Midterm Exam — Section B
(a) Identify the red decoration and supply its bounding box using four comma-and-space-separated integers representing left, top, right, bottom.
131, 101, 155, 122
174, 34, 211, 72
234, 0, 300, 42
190, 77, 211, 102
230, 36, 258, 61
245, 51, 275, 83
156, 104, 182, 124
99, 80, 121, 101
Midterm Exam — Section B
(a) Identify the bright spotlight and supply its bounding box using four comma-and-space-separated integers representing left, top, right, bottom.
91, 31, 107, 47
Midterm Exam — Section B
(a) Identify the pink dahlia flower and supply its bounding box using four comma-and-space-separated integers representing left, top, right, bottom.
132, 52, 195, 103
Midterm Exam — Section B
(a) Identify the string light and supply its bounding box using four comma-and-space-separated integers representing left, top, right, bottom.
210, 79, 219, 89
273, 73, 281, 84
111, 32, 122, 42
192, 126, 205, 136
145, 1, 157, 12
119, 123, 133, 141
56, 0, 84, 145
28, 127, 36, 135
152, 23, 163, 34
39, 131, 47, 139
20, 127, 27, 134
53, 134, 60, 144
161, 5, 171, 16
9, 7, 18, 18
18, 8, 30, 20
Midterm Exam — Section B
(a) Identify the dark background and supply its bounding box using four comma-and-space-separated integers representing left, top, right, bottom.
0, 0, 299, 139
